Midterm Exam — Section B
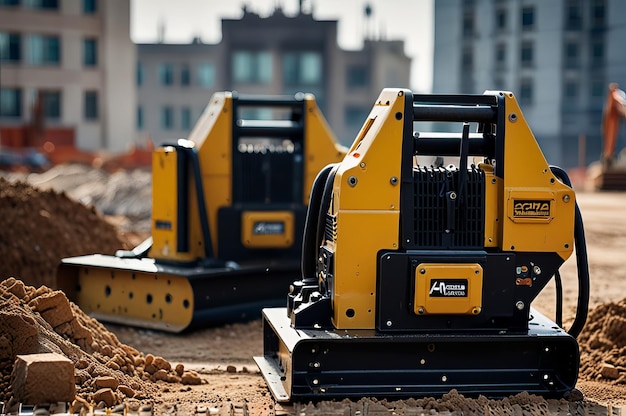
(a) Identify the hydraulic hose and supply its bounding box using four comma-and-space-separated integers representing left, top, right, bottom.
550, 166, 590, 338
554, 270, 563, 328
301, 164, 336, 283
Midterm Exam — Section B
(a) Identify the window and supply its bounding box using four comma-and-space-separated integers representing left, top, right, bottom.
159, 63, 174, 86
345, 107, 370, 136
136, 62, 143, 86
591, 0, 605, 27
495, 9, 507, 32
181, 107, 192, 130
232, 51, 272, 84
181, 64, 190, 86
40, 90, 61, 119
462, 46, 473, 70
521, 41, 533, 68
564, 80, 578, 99
137, 106, 143, 129
25, 0, 58, 9
0, 88, 21, 117
283, 52, 322, 85
463, 11, 475, 37
565, 41, 579, 69
566, 0, 582, 30
495, 43, 506, 68
197, 63, 215, 87
519, 78, 533, 105
521, 6, 535, 31
83, 38, 97, 67
590, 38, 604, 61
300, 52, 321, 84
26, 35, 60, 65
84, 91, 98, 120
83, 0, 96, 14
590, 79, 605, 98
0, 32, 20, 62
161, 106, 173, 130
346, 65, 369, 88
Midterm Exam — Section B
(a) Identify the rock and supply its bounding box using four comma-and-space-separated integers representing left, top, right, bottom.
12, 353, 76, 404
181, 371, 202, 385
2, 277, 27, 299
30, 291, 74, 328
153, 369, 169, 381
92, 388, 117, 407
174, 363, 184, 376
226, 365, 237, 373
600, 363, 620, 379
93, 376, 119, 390
0, 309, 39, 361
153, 356, 171, 371
118, 384, 136, 398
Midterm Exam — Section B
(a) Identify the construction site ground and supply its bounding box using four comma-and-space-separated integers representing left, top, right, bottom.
2, 164, 626, 415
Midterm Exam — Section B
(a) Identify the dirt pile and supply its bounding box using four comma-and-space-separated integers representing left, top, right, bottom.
295, 390, 568, 415
0, 277, 203, 408
578, 298, 626, 384
0, 178, 129, 288
1, 164, 152, 233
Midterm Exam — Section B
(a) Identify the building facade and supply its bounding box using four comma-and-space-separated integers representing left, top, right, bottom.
433, 0, 626, 169
0, 0, 135, 153
137, 6, 411, 146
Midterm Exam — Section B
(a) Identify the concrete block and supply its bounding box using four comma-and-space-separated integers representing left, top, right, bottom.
12, 353, 75, 404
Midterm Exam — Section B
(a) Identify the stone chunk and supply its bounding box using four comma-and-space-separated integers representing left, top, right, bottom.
92, 388, 116, 407
12, 353, 76, 404
600, 363, 620, 379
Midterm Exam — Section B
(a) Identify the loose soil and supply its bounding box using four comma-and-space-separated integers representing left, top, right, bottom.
2, 170, 626, 414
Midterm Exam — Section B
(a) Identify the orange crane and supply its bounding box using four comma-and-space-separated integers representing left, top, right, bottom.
602, 82, 626, 168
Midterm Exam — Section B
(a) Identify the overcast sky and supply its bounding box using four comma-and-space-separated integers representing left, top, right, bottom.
130, 0, 434, 92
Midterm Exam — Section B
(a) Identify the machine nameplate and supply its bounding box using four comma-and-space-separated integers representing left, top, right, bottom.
253, 221, 285, 235
429, 279, 468, 297
513, 200, 551, 218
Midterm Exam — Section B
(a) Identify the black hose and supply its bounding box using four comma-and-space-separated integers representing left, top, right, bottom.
301, 164, 336, 283
554, 270, 563, 327
550, 166, 590, 338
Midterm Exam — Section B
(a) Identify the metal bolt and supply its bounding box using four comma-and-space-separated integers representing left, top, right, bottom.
533, 265, 541, 275
386, 320, 393, 327
420, 268, 426, 274
515, 301, 525, 310
359, 162, 366, 168
313, 379, 319, 385
348, 176, 358, 187
563, 194, 570, 203
417, 307, 425, 314
390, 176, 399, 185
509, 113, 518, 122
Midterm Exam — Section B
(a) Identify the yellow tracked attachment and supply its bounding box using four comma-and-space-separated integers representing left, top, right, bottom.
57, 92, 346, 332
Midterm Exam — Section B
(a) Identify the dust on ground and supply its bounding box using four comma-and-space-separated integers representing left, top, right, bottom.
2, 166, 626, 414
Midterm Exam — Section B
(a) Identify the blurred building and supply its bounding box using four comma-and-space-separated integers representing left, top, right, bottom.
137, 5, 411, 146
0, 0, 135, 153
433, 0, 626, 169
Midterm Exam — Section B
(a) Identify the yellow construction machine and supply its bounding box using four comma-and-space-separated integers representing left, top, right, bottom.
255, 89, 590, 400
57, 92, 346, 332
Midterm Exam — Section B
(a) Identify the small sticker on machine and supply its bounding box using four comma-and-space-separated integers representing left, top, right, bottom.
253, 221, 285, 235
429, 279, 468, 297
